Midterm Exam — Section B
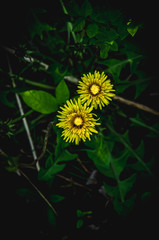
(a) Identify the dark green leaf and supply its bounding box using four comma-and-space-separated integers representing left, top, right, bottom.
76, 219, 84, 229
47, 207, 56, 226
50, 194, 65, 203
86, 135, 111, 172
29, 10, 55, 40
55, 149, 78, 162
86, 23, 98, 38
38, 163, 66, 181
80, 0, 92, 17
100, 44, 110, 59
73, 18, 85, 32
55, 80, 70, 105
113, 194, 136, 215
127, 19, 140, 37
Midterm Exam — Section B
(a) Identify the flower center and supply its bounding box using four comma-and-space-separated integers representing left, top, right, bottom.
74, 117, 83, 127
90, 84, 100, 95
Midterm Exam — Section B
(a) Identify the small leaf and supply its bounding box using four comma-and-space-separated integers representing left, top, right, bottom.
55, 149, 77, 163
100, 44, 110, 59
76, 219, 84, 229
50, 194, 65, 203
86, 135, 111, 174
73, 18, 85, 32
113, 194, 136, 215
47, 207, 56, 226
38, 163, 66, 181
55, 80, 70, 105
86, 23, 98, 38
80, 0, 92, 17
20, 90, 58, 114
127, 19, 140, 37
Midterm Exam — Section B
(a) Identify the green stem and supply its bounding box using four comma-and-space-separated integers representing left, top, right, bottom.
59, 0, 77, 43
11, 109, 34, 124
10, 73, 54, 90
19, 169, 57, 215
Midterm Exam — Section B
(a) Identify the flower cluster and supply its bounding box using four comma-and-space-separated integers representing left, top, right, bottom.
56, 71, 115, 144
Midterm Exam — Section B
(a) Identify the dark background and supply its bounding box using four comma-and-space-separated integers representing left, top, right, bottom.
0, 1, 158, 238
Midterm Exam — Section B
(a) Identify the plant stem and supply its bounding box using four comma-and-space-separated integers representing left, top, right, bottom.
59, 0, 77, 43
9, 72, 54, 90
11, 109, 34, 124
113, 95, 159, 116
19, 169, 57, 215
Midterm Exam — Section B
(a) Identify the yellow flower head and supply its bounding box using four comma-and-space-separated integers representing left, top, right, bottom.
56, 98, 100, 145
77, 70, 115, 109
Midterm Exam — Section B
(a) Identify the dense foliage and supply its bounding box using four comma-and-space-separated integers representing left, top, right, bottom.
0, 0, 159, 237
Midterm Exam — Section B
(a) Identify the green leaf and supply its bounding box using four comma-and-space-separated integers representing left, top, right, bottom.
29, 10, 55, 40
55, 80, 70, 105
119, 174, 137, 200
38, 163, 66, 181
20, 90, 58, 114
130, 114, 159, 135
104, 174, 136, 202
55, 149, 78, 162
98, 58, 128, 82
80, 0, 92, 17
100, 44, 110, 59
86, 23, 98, 38
50, 194, 65, 203
86, 135, 111, 173
113, 194, 136, 215
106, 122, 152, 175
47, 207, 56, 226
73, 17, 85, 32
96, 27, 119, 42
76, 219, 84, 229
127, 19, 140, 37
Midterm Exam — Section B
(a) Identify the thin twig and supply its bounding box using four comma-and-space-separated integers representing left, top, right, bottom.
77, 157, 90, 174
7, 54, 40, 171
57, 174, 92, 191
37, 121, 55, 162
19, 121, 55, 168
113, 95, 159, 116
19, 169, 57, 215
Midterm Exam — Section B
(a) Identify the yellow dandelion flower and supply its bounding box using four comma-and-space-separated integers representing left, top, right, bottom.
56, 98, 100, 145
77, 70, 115, 109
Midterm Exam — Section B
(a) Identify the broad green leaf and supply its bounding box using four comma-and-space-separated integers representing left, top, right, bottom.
86, 23, 98, 38
73, 17, 85, 32
55, 80, 70, 105
20, 90, 58, 114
